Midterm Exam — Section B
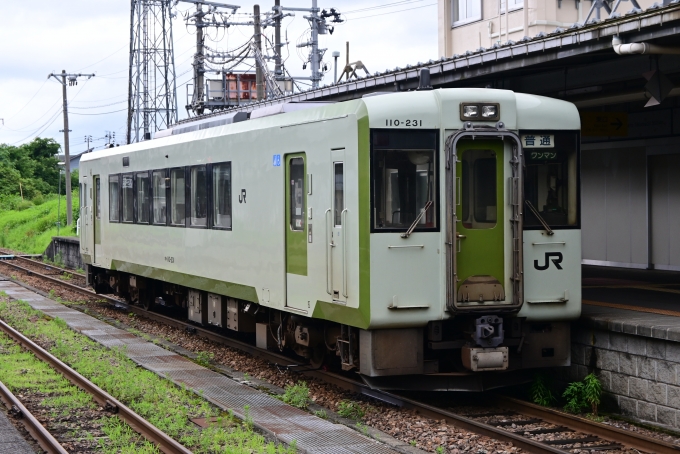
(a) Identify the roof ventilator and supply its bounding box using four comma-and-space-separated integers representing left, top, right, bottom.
417, 68, 433, 91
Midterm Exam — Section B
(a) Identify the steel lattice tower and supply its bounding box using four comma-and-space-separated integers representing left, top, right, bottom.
127, 0, 178, 143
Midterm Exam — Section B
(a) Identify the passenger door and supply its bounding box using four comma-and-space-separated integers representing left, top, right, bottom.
93, 175, 101, 265
285, 154, 308, 311
329, 149, 347, 303
455, 140, 505, 305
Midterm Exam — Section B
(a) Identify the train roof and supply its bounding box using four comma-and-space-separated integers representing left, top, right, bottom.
81, 89, 579, 163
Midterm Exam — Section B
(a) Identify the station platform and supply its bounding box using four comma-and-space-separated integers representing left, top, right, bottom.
570, 266, 680, 430
0, 406, 35, 454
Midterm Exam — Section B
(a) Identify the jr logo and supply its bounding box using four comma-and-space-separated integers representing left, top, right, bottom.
534, 252, 563, 271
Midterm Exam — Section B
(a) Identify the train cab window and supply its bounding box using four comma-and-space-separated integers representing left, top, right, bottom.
190, 166, 208, 227
212, 163, 232, 229
523, 131, 579, 229
290, 157, 305, 231
136, 172, 150, 224
461, 149, 497, 229
170, 168, 186, 226
121, 174, 134, 223
371, 130, 438, 231
152, 170, 167, 225
109, 175, 120, 222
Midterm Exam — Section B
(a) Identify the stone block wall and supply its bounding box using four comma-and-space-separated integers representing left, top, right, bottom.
570, 324, 680, 430
43, 236, 83, 271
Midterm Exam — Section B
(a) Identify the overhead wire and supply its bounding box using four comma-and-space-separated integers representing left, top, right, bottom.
344, 2, 436, 21
342, 0, 425, 15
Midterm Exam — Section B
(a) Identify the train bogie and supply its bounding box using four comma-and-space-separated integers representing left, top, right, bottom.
79, 88, 581, 389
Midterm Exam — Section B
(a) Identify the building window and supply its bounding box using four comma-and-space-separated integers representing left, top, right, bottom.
453, 0, 482, 26
212, 163, 232, 229
503, 0, 523, 13
152, 170, 167, 225
121, 173, 134, 223
190, 165, 208, 227
170, 168, 186, 226
109, 175, 120, 222
136, 172, 150, 224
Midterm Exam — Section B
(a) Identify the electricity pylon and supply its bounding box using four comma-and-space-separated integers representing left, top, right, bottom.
127, 0, 179, 143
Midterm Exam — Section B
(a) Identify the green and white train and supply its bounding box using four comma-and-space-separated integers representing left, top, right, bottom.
79, 88, 581, 390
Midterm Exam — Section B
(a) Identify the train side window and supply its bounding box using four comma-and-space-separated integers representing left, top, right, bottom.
96, 178, 101, 220
523, 131, 580, 229
334, 162, 344, 226
290, 157, 305, 231
212, 162, 232, 229
152, 170, 167, 225
170, 168, 186, 226
109, 175, 120, 222
371, 130, 438, 231
121, 173, 134, 223
136, 172, 150, 224
190, 165, 208, 227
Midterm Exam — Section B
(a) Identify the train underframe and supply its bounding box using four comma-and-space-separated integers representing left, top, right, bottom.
89, 266, 570, 391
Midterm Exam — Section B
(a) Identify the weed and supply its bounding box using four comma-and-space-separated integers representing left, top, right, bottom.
195, 351, 214, 367
436, 446, 445, 454
530, 373, 556, 407
48, 289, 56, 299
313, 409, 327, 419
61, 273, 72, 281
410, 440, 417, 446
337, 400, 365, 420
563, 373, 602, 415
243, 372, 250, 382
243, 405, 253, 430
54, 253, 64, 266
280, 382, 310, 410
356, 422, 369, 436
76, 267, 84, 274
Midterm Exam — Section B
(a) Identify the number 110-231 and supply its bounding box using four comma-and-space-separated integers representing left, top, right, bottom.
386, 119, 422, 127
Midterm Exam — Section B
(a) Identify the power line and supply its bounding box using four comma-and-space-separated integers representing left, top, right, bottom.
77, 44, 128, 71
343, 0, 424, 14
3, 79, 49, 123
71, 108, 128, 116
346, 2, 436, 20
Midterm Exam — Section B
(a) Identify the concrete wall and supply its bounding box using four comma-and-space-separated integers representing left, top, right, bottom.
570, 319, 680, 430
44, 236, 83, 271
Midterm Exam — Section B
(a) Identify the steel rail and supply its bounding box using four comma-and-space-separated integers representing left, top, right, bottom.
0, 259, 109, 301
3, 265, 678, 453
0, 318, 193, 454
498, 396, 680, 453
11, 254, 87, 279
0, 380, 68, 454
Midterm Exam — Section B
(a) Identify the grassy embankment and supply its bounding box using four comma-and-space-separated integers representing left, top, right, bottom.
0, 193, 78, 254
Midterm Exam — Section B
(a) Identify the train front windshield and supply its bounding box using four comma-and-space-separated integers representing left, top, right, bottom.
522, 131, 580, 229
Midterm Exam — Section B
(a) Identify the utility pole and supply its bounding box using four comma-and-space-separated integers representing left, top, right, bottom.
254, 5, 264, 100
48, 71, 94, 226
85, 135, 92, 152
195, 2, 206, 115
283, 1, 342, 89
274, 0, 282, 80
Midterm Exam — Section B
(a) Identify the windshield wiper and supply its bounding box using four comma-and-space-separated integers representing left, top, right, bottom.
401, 200, 434, 239
525, 200, 554, 235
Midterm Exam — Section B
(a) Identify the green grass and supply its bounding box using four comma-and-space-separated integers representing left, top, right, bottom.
0, 192, 78, 253
0, 327, 155, 452
279, 382, 310, 410
0, 295, 296, 453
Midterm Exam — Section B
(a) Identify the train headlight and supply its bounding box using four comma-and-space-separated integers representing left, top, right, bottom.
463, 105, 478, 118
482, 105, 497, 118
460, 103, 500, 121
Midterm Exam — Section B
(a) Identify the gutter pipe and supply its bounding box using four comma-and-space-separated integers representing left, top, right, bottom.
612, 35, 680, 54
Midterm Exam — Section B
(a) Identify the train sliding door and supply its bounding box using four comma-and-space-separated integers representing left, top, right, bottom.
329, 149, 347, 303
285, 154, 308, 312
455, 140, 505, 304
93, 175, 101, 265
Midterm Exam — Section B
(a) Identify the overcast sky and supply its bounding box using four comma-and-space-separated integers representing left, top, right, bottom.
0, 0, 438, 155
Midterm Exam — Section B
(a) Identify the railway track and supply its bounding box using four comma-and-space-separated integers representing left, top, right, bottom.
1, 257, 678, 454
0, 379, 68, 454
0, 316, 192, 454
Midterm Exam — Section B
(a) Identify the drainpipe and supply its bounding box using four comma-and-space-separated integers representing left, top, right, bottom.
612, 35, 680, 55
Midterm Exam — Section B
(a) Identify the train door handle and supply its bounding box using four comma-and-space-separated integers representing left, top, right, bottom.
456, 233, 466, 253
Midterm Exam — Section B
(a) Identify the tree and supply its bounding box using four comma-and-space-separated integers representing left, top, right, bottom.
0, 138, 62, 198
